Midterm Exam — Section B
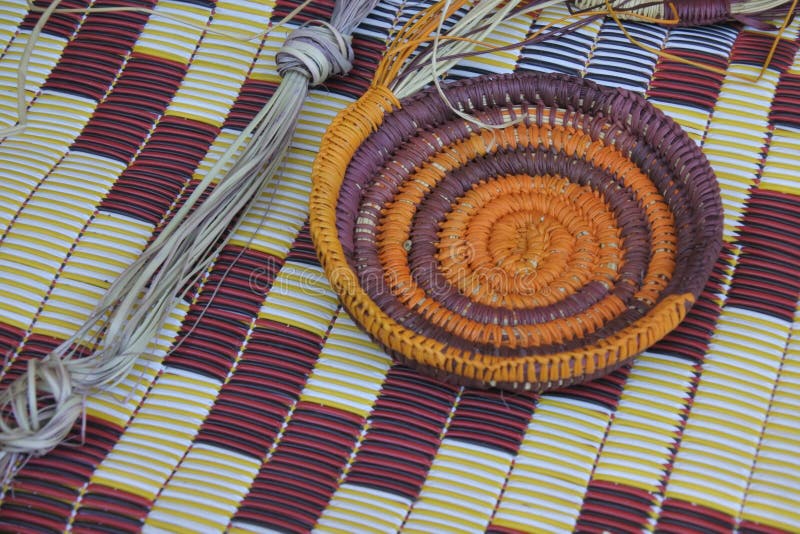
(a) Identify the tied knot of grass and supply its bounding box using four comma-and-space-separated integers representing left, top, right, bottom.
0, 0, 381, 492
0, 353, 85, 485
277, 23, 354, 85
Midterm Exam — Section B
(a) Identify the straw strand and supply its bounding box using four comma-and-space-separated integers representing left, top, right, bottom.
0, 0, 380, 489
569, 0, 799, 24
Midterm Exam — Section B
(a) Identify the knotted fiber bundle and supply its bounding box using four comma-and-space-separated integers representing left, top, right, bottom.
0, 0, 379, 485
310, 2, 726, 391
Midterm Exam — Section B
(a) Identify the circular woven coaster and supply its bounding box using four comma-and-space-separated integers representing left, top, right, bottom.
311, 72, 723, 392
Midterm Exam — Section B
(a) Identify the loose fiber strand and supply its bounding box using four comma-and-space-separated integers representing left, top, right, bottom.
0, 0, 379, 489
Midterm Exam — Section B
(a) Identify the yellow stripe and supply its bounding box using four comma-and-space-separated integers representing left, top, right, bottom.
6, 220, 78, 244
742, 505, 799, 532
425, 469, 499, 498
132, 1, 211, 64
146, 507, 229, 531
0, 269, 49, 292
710, 343, 786, 373
301, 357, 386, 416
492, 500, 574, 532
177, 458, 255, 483
760, 130, 800, 194
68, 249, 131, 272
533, 418, 607, 446
163, 0, 272, 127
415, 488, 489, 512
600, 432, 675, 455
687, 405, 762, 438
86, 399, 138, 428
667, 484, 740, 516
518, 475, 586, 500
92, 466, 162, 500
157, 478, 242, 509
318, 482, 411, 533
317, 514, 380, 534
0, 253, 59, 284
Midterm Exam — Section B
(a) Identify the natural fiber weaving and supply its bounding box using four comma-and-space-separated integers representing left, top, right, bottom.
311, 71, 723, 391
570, 0, 799, 26
0, 0, 799, 532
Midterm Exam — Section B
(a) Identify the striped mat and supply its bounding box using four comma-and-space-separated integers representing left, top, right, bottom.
0, 0, 799, 532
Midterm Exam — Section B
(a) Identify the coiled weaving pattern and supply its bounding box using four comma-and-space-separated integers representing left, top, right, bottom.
313, 73, 723, 391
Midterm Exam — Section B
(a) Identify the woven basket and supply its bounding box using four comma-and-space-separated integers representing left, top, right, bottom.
310, 72, 723, 392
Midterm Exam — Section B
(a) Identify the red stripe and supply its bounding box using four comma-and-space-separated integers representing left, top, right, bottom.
653, 286, 724, 362
576, 480, 656, 533
72, 483, 152, 533
343, 367, 458, 500
0, 333, 95, 388
20, 0, 89, 39
165, 247, 277, 380
739, 520, 795, 534
745, 188, 800, 212
285, 222, 319, 266
649, 50, 727, 110
486, 524, 530, 534
550, 367, 629, 411
197, 396, 289, 458
735, 255, 800, 282
744, 191, 800, 225
272, 0, 334, 25
193, 316, 320, 457
731, 231, 799, 258
730, 271, 798, 305
224, 79, 278, 131
727, 188, 800, 320
737, 230, 800, 266
730, 33, 799, 72
656, 498, 736, 533
0, 322, 28, 386
744, 211, 800, 235
725, 289, 796, 319
43, 0, 155, 100
0, 415, 123, 530
0, 507, 70, 533
99, 116, 219, 224
71, 53, 187, 163
233, 402, 362, 533
770, 72, 800, 128
445, 389, 535, 454
20, 0, 90, 39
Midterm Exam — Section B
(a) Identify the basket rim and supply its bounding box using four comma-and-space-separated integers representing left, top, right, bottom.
310, 72, 723, 392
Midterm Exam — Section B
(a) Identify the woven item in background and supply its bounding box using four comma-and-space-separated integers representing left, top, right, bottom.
0, 0, 798, 532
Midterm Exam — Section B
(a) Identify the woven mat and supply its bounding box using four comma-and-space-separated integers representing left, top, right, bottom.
1, 0, 799, 532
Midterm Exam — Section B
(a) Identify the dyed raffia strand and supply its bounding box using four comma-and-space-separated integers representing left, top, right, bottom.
591, 0, 798, 81
569, 0, 799, 25
387, 0, 564, 99
0, 0, 379, 487
309, 2, 723, 391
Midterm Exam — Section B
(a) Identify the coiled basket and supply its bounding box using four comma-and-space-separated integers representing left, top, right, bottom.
310, 72, 723, 392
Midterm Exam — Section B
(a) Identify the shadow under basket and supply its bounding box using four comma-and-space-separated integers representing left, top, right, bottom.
310, 72, 723, 392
